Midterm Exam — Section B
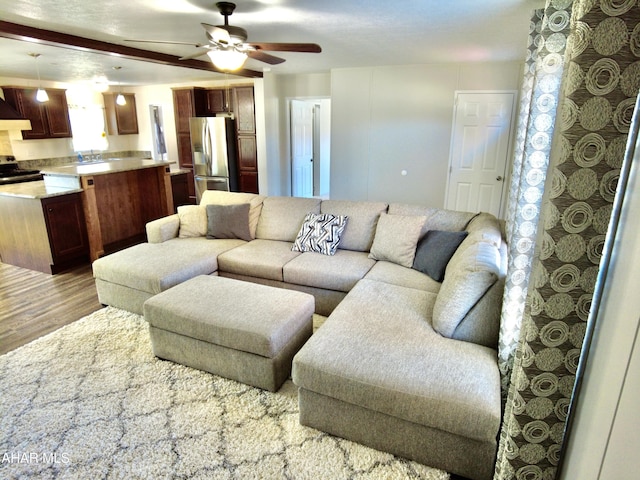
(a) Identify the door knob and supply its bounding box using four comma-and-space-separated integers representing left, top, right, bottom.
496, 176, 503, 181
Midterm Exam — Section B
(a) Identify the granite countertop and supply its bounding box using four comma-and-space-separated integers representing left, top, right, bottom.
40, 158, 173, 177
0, 180, 83, 199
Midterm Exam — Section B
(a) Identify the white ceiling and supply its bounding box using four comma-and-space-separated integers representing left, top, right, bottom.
0, 0, 545, 86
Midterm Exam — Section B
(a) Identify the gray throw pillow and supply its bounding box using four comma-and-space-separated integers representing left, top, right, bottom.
206, 203, 252, 241
412, 230, 468, 282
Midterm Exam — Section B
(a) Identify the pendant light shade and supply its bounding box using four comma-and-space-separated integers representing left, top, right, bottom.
36, 88, 49, 103
112, 66, 127, 106
29, 53, 49, 103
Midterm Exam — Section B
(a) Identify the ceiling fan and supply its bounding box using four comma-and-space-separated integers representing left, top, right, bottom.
126, 2, 321, 73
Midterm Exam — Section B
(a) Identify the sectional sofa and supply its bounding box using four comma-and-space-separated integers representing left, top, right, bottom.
92, 190, 506, 480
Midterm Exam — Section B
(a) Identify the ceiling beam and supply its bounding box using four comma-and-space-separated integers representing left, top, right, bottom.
0, 21, 263, 79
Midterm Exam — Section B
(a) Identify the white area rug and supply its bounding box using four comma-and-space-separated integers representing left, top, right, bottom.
0, 307, 450, 479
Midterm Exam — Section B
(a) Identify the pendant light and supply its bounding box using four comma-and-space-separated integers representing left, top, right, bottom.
29, 53, 49, 103
112, 66, 127, 106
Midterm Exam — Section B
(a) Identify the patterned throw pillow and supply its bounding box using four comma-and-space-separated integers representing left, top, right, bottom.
292, 213, 349, 255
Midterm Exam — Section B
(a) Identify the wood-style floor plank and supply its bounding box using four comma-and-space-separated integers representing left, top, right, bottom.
0, 261, 103, 354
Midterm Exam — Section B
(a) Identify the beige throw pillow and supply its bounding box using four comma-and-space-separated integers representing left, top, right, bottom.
177, 205, 207, 238
368, 213, 426, 268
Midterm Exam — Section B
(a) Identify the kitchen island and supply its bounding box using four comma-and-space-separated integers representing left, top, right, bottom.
0, 181, 88, 274
0, 159, 174, 273
40, 158, 174, 262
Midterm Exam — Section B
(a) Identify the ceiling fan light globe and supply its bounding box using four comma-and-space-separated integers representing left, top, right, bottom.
207, 49, 248, 71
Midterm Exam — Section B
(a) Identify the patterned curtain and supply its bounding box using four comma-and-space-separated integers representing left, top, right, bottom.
498, 4, 573, 394
495, 1, 640, 479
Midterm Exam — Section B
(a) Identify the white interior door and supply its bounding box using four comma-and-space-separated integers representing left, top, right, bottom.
291, 99, 314, 197
445, 92, 515, 217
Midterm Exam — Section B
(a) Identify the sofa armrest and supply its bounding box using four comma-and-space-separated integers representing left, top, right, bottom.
146, 214, 180, 243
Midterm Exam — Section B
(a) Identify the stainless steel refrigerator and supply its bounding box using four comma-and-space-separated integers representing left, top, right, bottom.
190, 116, 239, 202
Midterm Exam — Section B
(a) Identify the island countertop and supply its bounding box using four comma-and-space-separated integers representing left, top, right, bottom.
40, 158, 172, 177
0, 180, 82, 199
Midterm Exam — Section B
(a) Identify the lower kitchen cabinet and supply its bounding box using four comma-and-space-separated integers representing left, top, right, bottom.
0, 191, 89, 274
171, 171, 193, 209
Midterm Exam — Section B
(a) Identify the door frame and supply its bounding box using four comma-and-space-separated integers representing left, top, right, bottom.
288, 96, 331, 198
444, 90, 517, 218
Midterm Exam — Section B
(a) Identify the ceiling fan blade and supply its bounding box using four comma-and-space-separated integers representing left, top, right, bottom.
247, 50, 286, 65
201, 23, 231, 45
179, 48, 212, 61
248, 43, 321, 53
125, 39, 205, 48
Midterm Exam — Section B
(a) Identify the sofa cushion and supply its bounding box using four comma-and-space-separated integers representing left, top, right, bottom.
412, 230, 468, 282
368, 213, 426, 268
92, 237, 246, 294
320, 200, 388, 252
217, 239, 301, 282
292, 212, 348, 256
200, 190, 265, 239
283, 249, 375, 292
432, 241, 501, 338
364, 261, 441, 293
177, 205, 207, 238
292, 279, 502, 443
256, 197, 321, 242
388, 204, 476, 237
206, 203, 252, 241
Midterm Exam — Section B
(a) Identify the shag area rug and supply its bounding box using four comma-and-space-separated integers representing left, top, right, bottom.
0, 307, 450, 480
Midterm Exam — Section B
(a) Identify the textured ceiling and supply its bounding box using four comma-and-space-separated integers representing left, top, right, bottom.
0, 0, 544, 86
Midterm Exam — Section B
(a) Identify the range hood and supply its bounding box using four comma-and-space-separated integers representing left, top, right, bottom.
0, 97, 32, 131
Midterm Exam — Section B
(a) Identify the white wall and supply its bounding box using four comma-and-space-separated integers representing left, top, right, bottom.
330, 62, 522, 206
262, 72, 331, 196
559, 125, 640, 480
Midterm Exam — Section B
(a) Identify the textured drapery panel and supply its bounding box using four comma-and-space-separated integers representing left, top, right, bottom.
498, 5, 572, 395
495, 1, 640, 479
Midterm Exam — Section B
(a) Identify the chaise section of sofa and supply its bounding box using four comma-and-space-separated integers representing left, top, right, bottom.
292, 279, 502, 480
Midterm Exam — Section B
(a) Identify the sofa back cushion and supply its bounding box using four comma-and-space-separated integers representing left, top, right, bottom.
256, 196, 321, 242
432, 240, 501, 338
388, 204, 476, 237
321, 200, 388, 251
200, 190, 265, 239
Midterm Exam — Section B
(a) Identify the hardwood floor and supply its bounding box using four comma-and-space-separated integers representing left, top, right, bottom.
0, 261, 103, 355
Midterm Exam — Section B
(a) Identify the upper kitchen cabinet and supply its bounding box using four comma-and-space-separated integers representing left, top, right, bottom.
2, 87, 72, 140
207, 88, 228, 114
103, 93, 139, 135
233, 86, 256, 135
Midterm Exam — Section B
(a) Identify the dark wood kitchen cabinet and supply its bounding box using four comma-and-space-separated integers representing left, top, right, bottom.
233, 86, 259, 193
2, 87, 72, 139
0, 192, 88, 274
172, 87, 213, 202
42, 194, 89, 269
103, 93, 139, 135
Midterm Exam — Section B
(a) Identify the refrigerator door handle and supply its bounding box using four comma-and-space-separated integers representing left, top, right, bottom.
203, 121, 212, 174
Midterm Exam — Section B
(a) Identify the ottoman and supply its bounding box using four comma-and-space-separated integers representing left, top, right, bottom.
143, 275, 315, 392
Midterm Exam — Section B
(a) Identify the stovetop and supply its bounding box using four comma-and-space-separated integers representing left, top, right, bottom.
0, 156, 43, 185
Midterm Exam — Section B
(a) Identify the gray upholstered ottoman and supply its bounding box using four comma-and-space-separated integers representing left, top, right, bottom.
143, 275, 315, 392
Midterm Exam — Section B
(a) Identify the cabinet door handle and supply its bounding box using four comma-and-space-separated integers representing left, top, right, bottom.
496, 176, 503, 181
